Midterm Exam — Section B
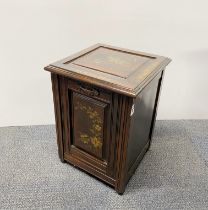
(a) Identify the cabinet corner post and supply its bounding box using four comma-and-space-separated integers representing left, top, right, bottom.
51, 73, 65, 162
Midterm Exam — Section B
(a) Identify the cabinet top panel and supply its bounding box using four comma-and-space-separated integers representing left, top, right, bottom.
71, 47, 152, 79
45, 44, 171, 97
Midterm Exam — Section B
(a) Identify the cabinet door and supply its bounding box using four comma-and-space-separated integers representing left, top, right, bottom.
73, 93, 106, 159
60, 77, 117, 185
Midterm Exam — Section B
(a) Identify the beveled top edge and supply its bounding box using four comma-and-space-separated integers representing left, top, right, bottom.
44, 65, 135, 96
44, 43, 171, 97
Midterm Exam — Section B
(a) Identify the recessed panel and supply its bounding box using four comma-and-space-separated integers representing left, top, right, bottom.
71, 47, 152, 78
72, 92, 107, 159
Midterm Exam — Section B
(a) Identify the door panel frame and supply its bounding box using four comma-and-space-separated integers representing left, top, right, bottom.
59, 76, 118, 180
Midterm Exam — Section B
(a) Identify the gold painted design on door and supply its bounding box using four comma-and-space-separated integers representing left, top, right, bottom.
75, 101, 102, 149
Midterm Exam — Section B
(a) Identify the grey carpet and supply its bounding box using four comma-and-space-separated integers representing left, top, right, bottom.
0, 120, 208, 210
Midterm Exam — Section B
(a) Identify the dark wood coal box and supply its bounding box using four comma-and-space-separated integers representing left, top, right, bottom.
44, 44, 171, 194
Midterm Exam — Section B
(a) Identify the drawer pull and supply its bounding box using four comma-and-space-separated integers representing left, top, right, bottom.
80, 86, 99, 96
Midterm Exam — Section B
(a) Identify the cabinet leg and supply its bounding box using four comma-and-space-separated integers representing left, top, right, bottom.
115, 180, 127, 195
57, 148, 65, 163
116, 186, 125, 195
147, 140, 151, 151
60, 157, 66, 163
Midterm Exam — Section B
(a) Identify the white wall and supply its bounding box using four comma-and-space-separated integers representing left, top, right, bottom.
0, 0, 208, 126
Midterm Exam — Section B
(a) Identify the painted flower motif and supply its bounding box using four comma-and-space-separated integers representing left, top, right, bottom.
94, 124, 101, 132
76, 101, 102, 150
91, 137, 102, 148
80, 134, 89, 144
93, 58, 102, 64
108, 56, 130, 66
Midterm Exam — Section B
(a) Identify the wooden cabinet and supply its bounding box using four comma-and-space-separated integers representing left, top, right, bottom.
44, 44, 171, 194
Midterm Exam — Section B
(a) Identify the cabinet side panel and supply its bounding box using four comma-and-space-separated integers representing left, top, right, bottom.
126, 73, 162, 174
